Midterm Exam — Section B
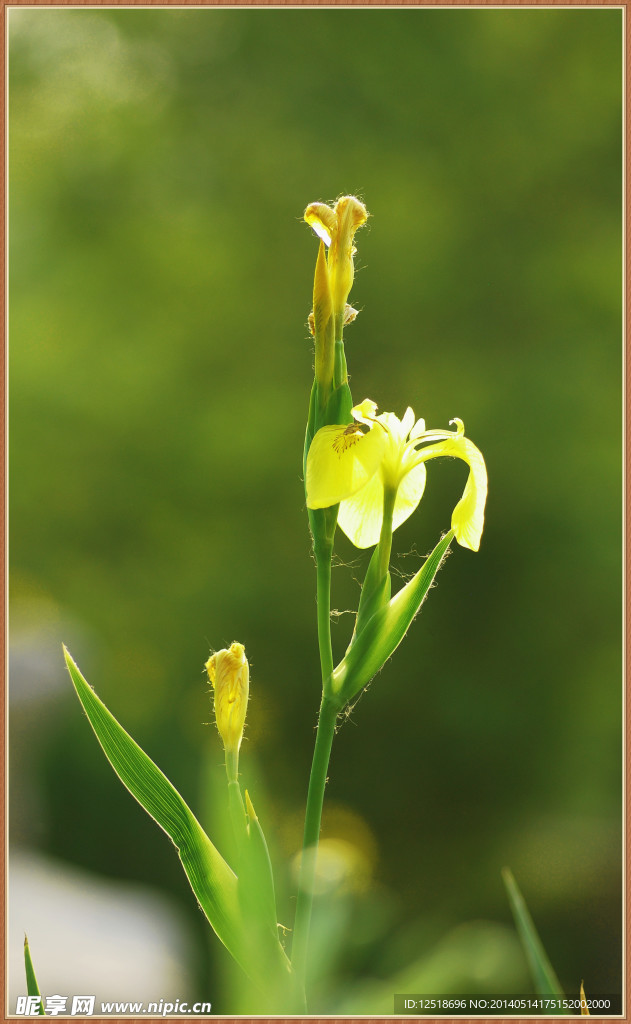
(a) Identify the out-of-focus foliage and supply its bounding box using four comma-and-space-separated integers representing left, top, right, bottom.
9, 8, 621, 1011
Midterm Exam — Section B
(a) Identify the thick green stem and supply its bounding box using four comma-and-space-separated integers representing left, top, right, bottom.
292, 535, 338, 990
291, 694, 339, 987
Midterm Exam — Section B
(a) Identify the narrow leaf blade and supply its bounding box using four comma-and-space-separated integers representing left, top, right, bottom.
24, 936, 45, 1014
63, 648, 244, 967
243, 790, 280, 939
502, 867, 564, 998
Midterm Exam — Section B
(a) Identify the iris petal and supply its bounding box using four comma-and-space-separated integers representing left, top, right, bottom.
352, 398, 379, 423
448, 438, 487, 552
338, 461, 427, 549
412, 435, 487, 551
304, 203, 336, 246
409, 417, 427, 440
400, 407, 416, 438
337, 471, 385, 549
306, 423, 386, 509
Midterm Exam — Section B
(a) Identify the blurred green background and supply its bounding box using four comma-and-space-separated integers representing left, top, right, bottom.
9, 7, 622, 1014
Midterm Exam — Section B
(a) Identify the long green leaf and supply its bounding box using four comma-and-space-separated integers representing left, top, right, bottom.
502, 867, 564, 998
65, 647, 296, 1007
63, 648, 246, 969
24, 936, 45, 1014
333, 531, 453, 703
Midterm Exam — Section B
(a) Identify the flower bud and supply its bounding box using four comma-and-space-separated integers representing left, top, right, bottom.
312, 239, 334, 392
304, 196, 368, 326
328, 196, 368, 320
206, 642, 249, 755
309, 303, 358, 338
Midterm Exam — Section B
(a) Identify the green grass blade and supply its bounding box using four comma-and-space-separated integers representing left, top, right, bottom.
63, 647, 245, 969
502, 867, 564, 998
24, 936, 45, 1014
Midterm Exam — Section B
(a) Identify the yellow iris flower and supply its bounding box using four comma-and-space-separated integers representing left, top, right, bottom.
306, 400, 487, 551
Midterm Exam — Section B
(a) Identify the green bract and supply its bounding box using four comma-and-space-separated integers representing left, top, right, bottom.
332, 531, 454, 704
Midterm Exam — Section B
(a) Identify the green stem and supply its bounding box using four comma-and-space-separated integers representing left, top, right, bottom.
377, 485, 397, 580
225, 750, 248, 849
225, 748, 240, 785
333, 319, 347, 388
292, 534, 338, 990
315, 545, 334, 686
291, 694, 339, 987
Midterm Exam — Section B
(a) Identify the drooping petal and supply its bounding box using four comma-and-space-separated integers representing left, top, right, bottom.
449, 437, 487, 552
337, 469, 385, 549
413, 434, 487, 551
394, 460, 428, 531
306, 422, 386, 509
338, 461, 427, 549
335, 195, 368, 237
304, 203, 337, 246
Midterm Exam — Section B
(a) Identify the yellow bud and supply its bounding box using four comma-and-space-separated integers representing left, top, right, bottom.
329, 195, 368, 318
304, 196, 368, 324
312, 239, 335, 392
309, 304, 358, 337
313, 239, 333, 330
206, 642, 249, 754
304, 202, 336, 245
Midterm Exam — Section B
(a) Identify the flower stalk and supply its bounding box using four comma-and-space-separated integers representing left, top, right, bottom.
377, 485, 397, 582
291, 693, 340, 987
294, 198, 487, 1000
61, 193, 490, 1016
315, 544, 335, 688
291, 197, 370, 989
